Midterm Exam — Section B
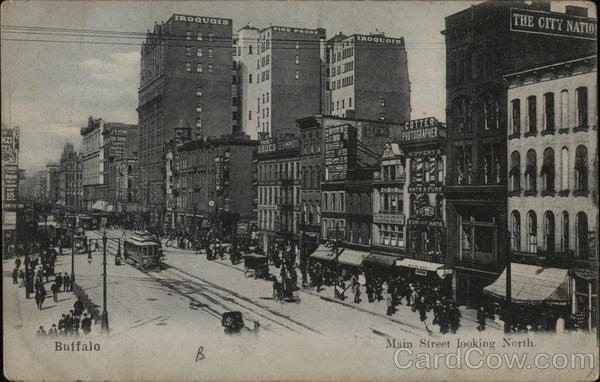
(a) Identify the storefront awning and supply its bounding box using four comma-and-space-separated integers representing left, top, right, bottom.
396, 258, 444, 272
363, 253, 398, 267
338, 248, 370, 267
91, 201, 112, 212
483, 263, 570, 305
309, 245, 337, 262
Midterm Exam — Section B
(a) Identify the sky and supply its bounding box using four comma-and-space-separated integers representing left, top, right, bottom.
1, 0, 582, 173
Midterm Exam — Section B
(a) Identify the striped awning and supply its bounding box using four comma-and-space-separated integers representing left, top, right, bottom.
338, 248, 370, 267
309, 245, 337, 262
484, 263, 570, 305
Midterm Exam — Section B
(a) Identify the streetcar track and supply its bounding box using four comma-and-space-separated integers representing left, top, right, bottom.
87, 229, 321, 335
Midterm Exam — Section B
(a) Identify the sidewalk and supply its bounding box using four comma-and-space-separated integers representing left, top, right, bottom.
3, 257, 103, 342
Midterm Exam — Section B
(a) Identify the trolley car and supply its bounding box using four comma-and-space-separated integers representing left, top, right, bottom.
123, 231, 162, 269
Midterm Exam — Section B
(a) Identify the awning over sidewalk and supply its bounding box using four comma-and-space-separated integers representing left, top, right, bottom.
338, 248, 370, 267
92, 201, 112, 212
309, 245, 337, 262
483, 263, 570, 305
395, 258, 444, 272
363, 253, 397, 267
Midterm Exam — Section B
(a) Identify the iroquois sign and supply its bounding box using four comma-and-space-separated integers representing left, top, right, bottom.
510, 8, 596, 40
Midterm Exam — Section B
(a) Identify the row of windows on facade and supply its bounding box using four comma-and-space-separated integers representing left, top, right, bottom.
452, 93, 501, 132
184, 47, 214, 58
330, 97, 353, 111
510, 210, 591, 258
301, 132, 322, 155
257, 162, 300, 181
235, 39, 302, 57
510, 87, 589, 136
328, 75, 354, 90
185, 31, 215, 41
509, 145, 589, 194
329, 61, 354, 77
258, 186, 300, 206
454, 143, 502, 185
328, 46, 354, 63
258, 210, 301, 232
185, 62, 215, 73
448, 48, 496, 85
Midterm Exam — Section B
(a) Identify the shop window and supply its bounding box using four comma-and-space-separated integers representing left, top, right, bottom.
527, 210, 537, 253
574, 145, 588, 192
541, 148, 555, 192
525, 149, 537, 192
544, 211, 555, 252
511, 211, 521, 252
576, 212, 589, 259
432, 157, 441, 183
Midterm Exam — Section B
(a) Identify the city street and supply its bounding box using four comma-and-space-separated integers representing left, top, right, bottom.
82, 228, 433, 341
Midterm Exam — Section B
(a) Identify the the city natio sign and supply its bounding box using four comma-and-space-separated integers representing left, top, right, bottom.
510, 8, 596, 40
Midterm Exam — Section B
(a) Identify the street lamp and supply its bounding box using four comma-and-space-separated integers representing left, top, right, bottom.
101, 231, 110, 334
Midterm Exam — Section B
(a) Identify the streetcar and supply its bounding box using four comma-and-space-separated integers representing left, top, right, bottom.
123, 231, 162, 269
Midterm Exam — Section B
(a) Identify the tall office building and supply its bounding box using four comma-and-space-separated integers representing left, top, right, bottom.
138, 14, 233, 224
325, 31, 411, 123
238, 25, 326, 140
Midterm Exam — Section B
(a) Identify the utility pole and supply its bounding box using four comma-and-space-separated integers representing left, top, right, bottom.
101, 231, 109, 334
505, 230, 512, 334
71, 218, 76, 285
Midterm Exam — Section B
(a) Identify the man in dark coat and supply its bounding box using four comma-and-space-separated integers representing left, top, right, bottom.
74, 298, 84, 317
477, 306, 487, 332
55, 273, 63, 292
12, 267, 18, 284
51, 281, 59, 302
58, 314, 66, 335
81, 313, 92, 335
63, 273, 71, 292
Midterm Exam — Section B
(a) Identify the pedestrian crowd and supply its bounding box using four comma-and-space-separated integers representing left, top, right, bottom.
36, 297, 94, 339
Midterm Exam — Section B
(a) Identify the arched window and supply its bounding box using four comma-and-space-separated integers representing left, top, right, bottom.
511, 211, 521, 252
509, 151, 521, 192
525, 149, 537, 192
453, 97, 472, 133
436, 157, 443, 183
560, 90, 569, 130
560, 147, 569, 191
527, 211, 537, 253
561, 211, 569, 252
544, 211, 555, 252
575, 145, 588, 192
576, 212, 589, 258
315, 165, 320, 187
541, 148, 555, 192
